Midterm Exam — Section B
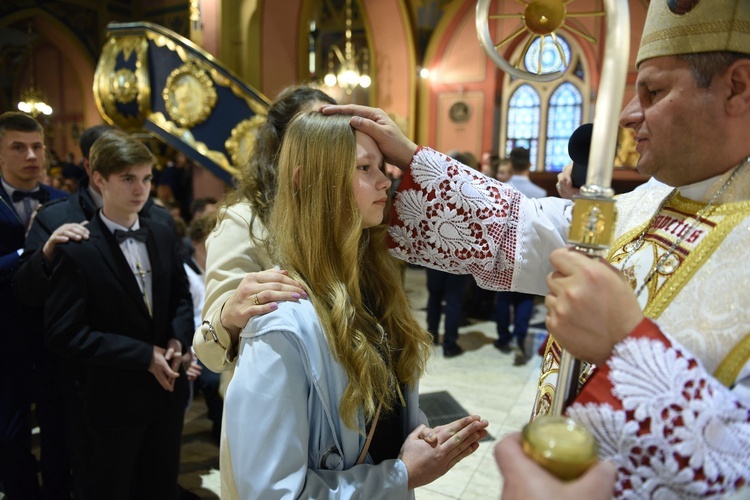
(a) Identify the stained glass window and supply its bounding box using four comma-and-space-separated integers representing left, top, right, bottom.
545, 82, 583, 172
506, 84, 540, 168
503, 34, 587, 172
524, 35, 571, 75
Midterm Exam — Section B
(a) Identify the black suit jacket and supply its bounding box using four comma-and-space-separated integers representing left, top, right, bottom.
0, 181, 67, 361
14, 177, 174, 307
44, 213, 193, 428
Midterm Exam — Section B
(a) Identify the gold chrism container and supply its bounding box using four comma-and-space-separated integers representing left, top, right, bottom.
521, 416, 598, 480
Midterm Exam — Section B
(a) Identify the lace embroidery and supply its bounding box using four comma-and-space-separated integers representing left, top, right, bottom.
567, 337, 750, 498
389, 148, 522, 290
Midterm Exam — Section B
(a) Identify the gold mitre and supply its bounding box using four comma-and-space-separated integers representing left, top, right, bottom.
637, 0, 750, 66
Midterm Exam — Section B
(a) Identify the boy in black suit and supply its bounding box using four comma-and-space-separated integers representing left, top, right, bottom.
0, 111, 67, 499
13, 124, 175, 499
44, 129, 193, 500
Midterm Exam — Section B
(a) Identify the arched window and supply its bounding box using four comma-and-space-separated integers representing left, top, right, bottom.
546, 82, 583, 171
506, 84, 541, 166
501, 34, 588, 172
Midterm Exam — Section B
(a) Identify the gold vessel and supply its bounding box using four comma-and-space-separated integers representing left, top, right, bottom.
521, 415, 599, 480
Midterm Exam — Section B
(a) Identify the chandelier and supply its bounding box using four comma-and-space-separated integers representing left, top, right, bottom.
17, 24, 52, 117
323, 0, 371, 95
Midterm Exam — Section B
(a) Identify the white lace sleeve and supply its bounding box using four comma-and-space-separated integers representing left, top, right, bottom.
388, 147, 572, 294
567, 323, 750, 498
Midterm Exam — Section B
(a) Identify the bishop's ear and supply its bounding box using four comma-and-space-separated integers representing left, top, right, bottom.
725, 58, 750, 116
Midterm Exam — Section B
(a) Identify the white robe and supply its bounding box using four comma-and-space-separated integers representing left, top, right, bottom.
389, 147, 750, 498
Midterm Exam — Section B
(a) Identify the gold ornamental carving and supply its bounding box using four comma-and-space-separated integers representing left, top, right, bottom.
148, 112, 236, 177
93, 35, 151, 130
225, 116, 266, 169
162, 60, 217, 128
567, 198, 617, 250
112, 68, 138, 103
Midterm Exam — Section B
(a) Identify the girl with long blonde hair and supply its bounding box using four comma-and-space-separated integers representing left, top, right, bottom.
223, 112, 488, 499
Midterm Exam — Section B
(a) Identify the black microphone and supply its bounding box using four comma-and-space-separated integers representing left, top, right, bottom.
567, 123, 593, 188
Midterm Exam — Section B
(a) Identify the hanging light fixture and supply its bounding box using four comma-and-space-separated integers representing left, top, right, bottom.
17, 23, 52, 117
324, 0, 370, 95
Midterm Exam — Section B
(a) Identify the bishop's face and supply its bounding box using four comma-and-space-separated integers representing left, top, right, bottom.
619, 55, 728, 187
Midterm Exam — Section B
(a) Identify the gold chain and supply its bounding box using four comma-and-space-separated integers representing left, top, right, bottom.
621, 157, 750, 298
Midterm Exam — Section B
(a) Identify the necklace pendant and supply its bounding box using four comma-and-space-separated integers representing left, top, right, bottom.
657, 254, 679, 275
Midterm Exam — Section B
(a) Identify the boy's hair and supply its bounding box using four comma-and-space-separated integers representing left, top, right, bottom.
269, 111, 431, 429
189, 212, 217, 244
79, 124, 114, 159
509, 146, 531, 172
89, 129, 155, 179
0, 111, 43, 141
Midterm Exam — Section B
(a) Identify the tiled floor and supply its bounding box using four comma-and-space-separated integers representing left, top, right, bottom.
178, 265, 547, 499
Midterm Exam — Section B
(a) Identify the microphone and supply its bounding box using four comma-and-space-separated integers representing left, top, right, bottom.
567, 123, 593, 188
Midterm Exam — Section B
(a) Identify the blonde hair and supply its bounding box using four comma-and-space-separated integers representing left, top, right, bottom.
268, 112, 431, 429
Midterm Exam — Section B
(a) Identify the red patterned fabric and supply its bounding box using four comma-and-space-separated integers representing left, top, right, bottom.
568, 319, 750, 498
387, 147, 524, 290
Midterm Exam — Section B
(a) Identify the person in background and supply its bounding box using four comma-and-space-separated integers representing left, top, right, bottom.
224, 111, 489, 498
493, 147, 546, 365
494, 157, 513, 183
480, 150, 499, 176
189, 196, 217, 222
182, 213, 223, 443
0, 111, 68, 500
423, 152, 472, 358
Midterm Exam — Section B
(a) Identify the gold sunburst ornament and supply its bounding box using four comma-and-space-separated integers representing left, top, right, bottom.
163, 60, 217, 128
225, 115, 266, 169
476, 0, 604, 82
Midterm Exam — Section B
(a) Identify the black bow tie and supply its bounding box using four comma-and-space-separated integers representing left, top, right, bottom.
12, 189, 47, 203
114, 227, 149, 244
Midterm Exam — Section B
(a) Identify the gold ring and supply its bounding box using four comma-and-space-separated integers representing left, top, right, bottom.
253, 294, 260, 306
453, 434, 463, 444
447, 428, 456, 436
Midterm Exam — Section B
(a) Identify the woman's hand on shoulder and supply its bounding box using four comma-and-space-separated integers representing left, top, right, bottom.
220, 268, 308, 344
399, 415, 489, 490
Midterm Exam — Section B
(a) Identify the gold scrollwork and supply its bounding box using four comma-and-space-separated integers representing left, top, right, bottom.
93, 35, 151, 130
112, 68, 139, 104
146, 30, 270, 114
163, 60, 217, 129
225, 116, 266, 169
148, 112, 236, 178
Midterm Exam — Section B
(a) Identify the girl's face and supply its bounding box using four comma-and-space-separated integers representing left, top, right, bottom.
352, 131, 391, 228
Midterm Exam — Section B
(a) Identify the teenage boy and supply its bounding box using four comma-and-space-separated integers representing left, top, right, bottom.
0, 111, 68, 499
13, 124, 174, 498
44, 129, 193, 500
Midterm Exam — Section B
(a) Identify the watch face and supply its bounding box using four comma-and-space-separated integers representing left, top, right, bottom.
449, 101, 470, 123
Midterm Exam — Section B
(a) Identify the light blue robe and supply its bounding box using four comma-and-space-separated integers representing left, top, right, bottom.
224, 299, 426, 499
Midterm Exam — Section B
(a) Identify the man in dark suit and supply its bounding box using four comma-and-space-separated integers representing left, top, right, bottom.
0, 112, 68, 499
12, 124, 174, 499
44, 129, 193, 500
